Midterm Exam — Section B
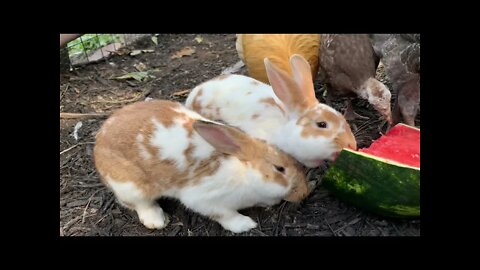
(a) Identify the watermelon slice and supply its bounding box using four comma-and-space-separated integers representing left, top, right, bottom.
322, 123, 420, 218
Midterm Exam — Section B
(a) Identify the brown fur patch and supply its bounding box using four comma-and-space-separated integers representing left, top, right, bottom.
154, 107, 185, 128
251, 114, 260, 119
260, 98, 285, 114
193, 123, 298, 189
252, 144, 308, 202
142, 139, 158, 159
94, 100, 214, 198
189, 157, 222, 184
297, 108, 340, 139
334, 123, 357, 150
296, 106, 357, 151
183, 118, 195, 138
237, 139, 303, 191
191, 88, 203, 112
183, 143, 195, 163
272, 171, 289, 186
138, 124, 158, 159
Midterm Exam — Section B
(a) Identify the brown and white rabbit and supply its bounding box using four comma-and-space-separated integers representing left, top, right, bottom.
185, 54, 357, 168
93, 100, 309, 233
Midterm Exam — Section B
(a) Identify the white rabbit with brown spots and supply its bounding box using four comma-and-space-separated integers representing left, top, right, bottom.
185, 54, 357, 168
94, 100, 309, 233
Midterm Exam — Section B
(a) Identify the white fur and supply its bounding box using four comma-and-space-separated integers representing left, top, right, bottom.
190, 133, 215, 160
186, 74, 349, 168
186, 75, 286, 142
179, 157, 288, 207
174, 157, 288, 232
360, 78, 392, 117
136, 205, 168, 229
107, 178, 167, 229
272, 119, 338, 168
150, 118, 189, 170
107, 177, 145, 204
136, 134, 152, 160
138, 143, 152, 160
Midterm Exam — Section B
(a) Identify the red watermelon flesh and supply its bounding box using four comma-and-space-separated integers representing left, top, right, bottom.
359, 124, 420, 168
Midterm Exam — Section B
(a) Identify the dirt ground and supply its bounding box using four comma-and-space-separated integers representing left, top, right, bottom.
59, 34, 420, 236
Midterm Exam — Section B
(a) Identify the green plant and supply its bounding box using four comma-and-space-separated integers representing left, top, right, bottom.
67, 34, 124, 57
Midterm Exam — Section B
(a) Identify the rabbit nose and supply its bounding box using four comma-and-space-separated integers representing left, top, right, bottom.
347, 143, 357, 150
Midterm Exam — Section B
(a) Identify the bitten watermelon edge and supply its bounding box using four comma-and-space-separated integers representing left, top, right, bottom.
322, 124, 420, 218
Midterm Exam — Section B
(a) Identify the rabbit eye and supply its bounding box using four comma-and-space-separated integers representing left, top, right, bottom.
274, 165, 285, 173
316, 121, 327, 128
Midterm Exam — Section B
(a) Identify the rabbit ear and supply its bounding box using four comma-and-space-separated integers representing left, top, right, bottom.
290, 54, 317, 108
264, 58, 301, 112
264, 57, 317, 114
193, 120, 246, 155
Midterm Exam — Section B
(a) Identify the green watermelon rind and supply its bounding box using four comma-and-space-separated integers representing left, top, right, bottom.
322, 148, 420, 218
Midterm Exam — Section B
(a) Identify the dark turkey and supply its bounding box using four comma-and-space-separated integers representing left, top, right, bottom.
318, 34, 392, 124
371, 34, 420, 127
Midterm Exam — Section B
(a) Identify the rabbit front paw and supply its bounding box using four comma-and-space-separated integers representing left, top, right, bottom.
137, 205, 169, 230
219, 214, 257, 233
